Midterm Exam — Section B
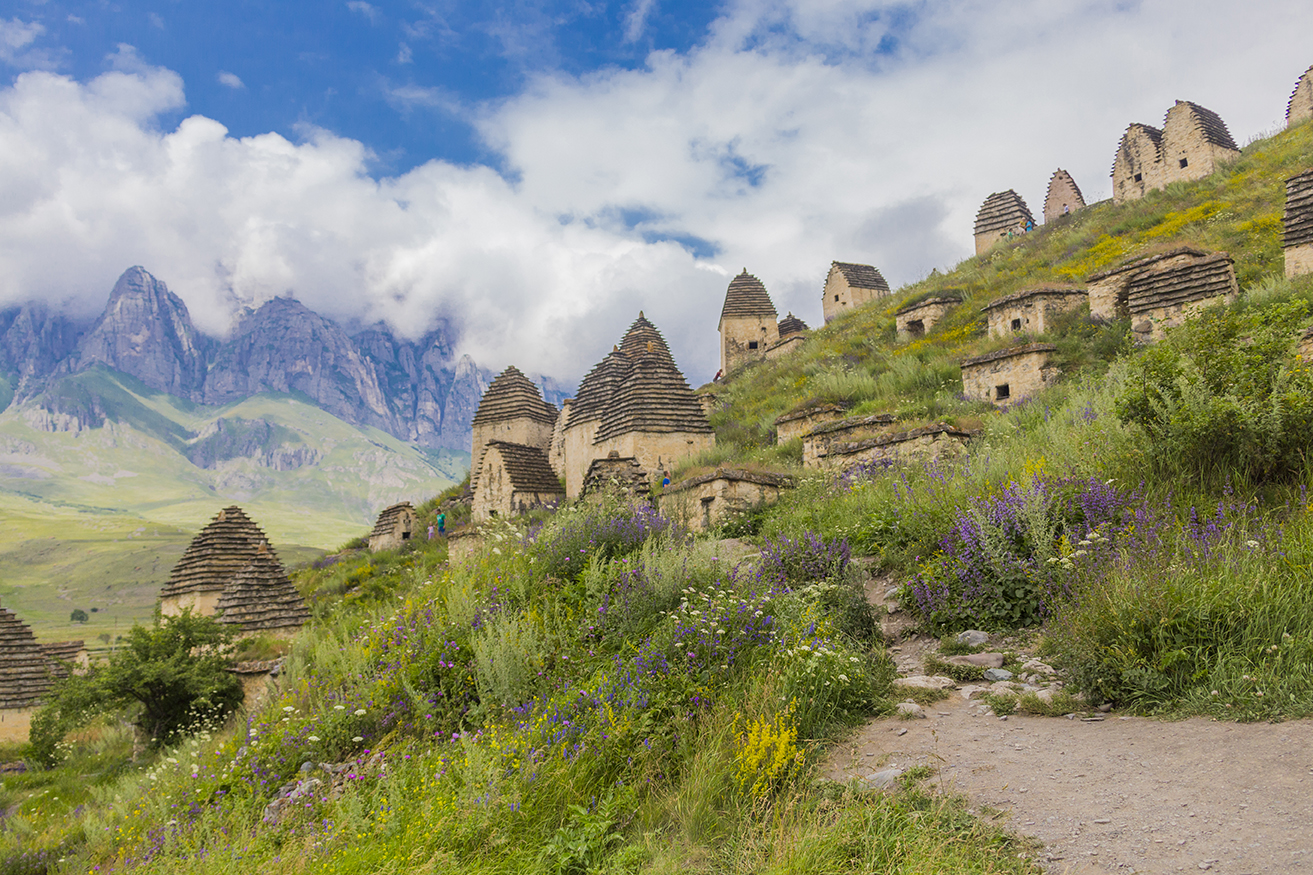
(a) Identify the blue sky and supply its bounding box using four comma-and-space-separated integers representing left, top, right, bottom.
19, 1, 725, 173
2, 1, 1312, 383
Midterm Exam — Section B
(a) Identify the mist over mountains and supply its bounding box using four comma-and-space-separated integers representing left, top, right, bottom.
0, 266, 567, 453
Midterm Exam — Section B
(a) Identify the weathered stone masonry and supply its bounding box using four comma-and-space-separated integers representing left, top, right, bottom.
1289, 65, 1313, 128
661, 469, 792, 532
1112, 101, 1239, 204
719, 270, 778, 374
984, 286, 1087, 339
821, 262, 890, 324
895, 293, 962, 341
1125, 252, 1239, 342
1043, 169, 1086, 223
960, 343, 1059, 406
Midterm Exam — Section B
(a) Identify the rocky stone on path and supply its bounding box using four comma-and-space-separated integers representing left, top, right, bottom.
894, 675, 957, 691
947, 652, 1005, 668
955, 630, 990, 647
896, 701, 927, 718
1021, 658, 1056, 675
958, 685, 990, 700
983, 668, 1014, 682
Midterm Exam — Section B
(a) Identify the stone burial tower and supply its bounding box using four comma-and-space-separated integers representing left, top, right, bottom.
1112, 101, 1239, 204
821, 262, 890, 324
718, 270, 779, 374
973, 190, 1035, 255
1043, 169, 1086, 223
1288, 65, 1313, 128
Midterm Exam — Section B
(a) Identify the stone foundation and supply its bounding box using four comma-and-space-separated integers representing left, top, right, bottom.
895, 295, 961, 340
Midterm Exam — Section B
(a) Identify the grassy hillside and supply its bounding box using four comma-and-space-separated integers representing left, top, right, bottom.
5, 122, 1313, 875
697, 119, 1313, 451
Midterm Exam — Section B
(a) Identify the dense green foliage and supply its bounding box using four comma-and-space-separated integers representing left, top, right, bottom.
29, 612, 243, 766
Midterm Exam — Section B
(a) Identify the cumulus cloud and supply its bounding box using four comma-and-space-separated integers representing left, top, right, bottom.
347, 2, 378, 24
0, 17, 56, 69
0, 0, 1310, 386
623, 0, 658, 43
217, 70, 245, 89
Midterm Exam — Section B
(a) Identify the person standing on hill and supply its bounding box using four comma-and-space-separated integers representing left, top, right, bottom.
437, 512, 446, 536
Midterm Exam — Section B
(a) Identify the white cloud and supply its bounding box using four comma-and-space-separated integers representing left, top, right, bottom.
217, 70, 245, 89
396, 42, 412, 65
148, 12, 165, 30
623, 0, 658, 43
0, 17, 55, 69
347, 2, 378, 24
0, 0, 1311, 386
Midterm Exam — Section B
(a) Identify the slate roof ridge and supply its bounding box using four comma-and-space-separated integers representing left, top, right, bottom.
665, 467, 793, 493
1085, 246, 1210, 281
472, 366, 558, 426
777, 312, 809, 337
774, 401, 852, 426
982, 285, 1087, 311
719, 270, 778, 324
960, 343, 1058, 368
569, 350, 632, 426
894, 293, 963, 316
831, 262, 890, 292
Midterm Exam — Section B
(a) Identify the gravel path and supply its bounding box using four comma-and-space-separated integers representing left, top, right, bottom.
822, 694, 1313, 874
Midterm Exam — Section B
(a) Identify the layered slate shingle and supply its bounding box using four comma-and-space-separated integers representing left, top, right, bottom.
1086, 247, 1208, 283
472, 366, 558, 426
1284, 169, 1313, 249
570, 351, 632, 426
486, 441, 562, 493
0, 607, 53, 709
214, 545, 310, 633
159, 506, 276, 600
617, 312, 675, 362
719, 270, 777, 323
894, 293, 963, 317
777, 313, 809, 337
831, 262, 890, 293
40, 641, 84, 680
594, 345, 713, 443
973, 190, 1035, 237
1126, 252, 1237, 314
1171, 101, 1239, 151
369, 502, 414, 541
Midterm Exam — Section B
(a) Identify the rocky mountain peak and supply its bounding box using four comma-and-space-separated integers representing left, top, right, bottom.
75, 266, 207, 398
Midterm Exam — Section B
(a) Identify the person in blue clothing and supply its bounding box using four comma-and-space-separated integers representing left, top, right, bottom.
437, 512, 446, 536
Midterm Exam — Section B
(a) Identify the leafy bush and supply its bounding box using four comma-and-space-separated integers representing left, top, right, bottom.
531, 495, 681, 581
1116, 299, 1313, 483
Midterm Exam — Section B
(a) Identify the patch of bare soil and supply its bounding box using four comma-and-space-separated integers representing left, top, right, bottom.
838, 577, 1313, 874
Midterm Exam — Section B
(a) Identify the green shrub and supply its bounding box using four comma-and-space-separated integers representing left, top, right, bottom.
1116, 299, 1313, 483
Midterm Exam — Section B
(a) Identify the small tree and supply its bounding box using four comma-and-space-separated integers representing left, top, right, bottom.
70, 608, 89, 623
29, 611, 244, 765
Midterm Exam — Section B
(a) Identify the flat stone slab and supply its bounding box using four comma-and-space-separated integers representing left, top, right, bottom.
947, 652, 1005, 668
894, 675, 957, 691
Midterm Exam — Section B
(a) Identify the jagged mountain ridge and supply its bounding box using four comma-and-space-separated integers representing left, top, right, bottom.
0, 266, 568, 453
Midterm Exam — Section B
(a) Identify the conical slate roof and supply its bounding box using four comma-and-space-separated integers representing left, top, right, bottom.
1284, 169, 1313, 249
485, 441, 563, 494
570, 350, 632, 426
617, 312, 675, 362
594, 345, 713, 442
471, 366, 558, 426
719, 270, 777, 324
369, 502, 415, 540
1168, 101, 1238, 151
159, 506, 276, 599
974, 190, 1035, 237
778, 313, 809, 337
214, 544, 311, 633
831, 262, 890, 293
0, 607, 53, 709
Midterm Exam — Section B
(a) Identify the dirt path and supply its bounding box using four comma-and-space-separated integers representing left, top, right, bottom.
824, 673, 1313, 874
826, 574, 1313, 874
